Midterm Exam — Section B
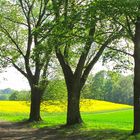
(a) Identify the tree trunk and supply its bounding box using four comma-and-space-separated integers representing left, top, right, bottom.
55, 50, 83, 125
66, 86, 83, 125
132, 17, 140, 134
29, 87, 42, 122
133, 64, 140, 134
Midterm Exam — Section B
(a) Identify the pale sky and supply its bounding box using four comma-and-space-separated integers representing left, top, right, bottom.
0, 67, 30, 91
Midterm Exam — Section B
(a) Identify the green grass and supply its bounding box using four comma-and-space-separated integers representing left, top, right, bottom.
1, 109, 139, 139
0, 109, 133, 129
0, 109, 137, 140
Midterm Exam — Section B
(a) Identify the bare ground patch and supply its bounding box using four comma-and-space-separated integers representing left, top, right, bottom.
0, 121, 62, 140
0, 121, 132, 140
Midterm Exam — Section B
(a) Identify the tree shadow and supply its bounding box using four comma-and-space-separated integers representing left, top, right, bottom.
0, 121, 140, 140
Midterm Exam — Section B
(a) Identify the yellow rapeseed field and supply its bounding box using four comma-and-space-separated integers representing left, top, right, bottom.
80, 99, 132, 112
0, 101, 30, 113
0, 99, 132, 113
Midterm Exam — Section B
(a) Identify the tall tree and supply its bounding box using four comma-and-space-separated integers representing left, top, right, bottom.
98, 0, 140, 134
0, 0, 53, 121
51, 0, 123, 125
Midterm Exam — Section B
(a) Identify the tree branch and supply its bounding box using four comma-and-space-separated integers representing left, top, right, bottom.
36, 0, 49, 27
19, 0, 28, 18
56, 49, 73, 88
80, 29, 124, 89
125, 15, 134, 41
107, 46, 134, 57
12, 62, 28, 78
74, 26, 95, 78
3, 17, 28, 27
0, 25, 25, 58
4, 56, 28, 79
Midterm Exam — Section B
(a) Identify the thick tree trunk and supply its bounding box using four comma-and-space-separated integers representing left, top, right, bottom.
132, 17, 140, 134
133, 63, 140, 134
66, 86, 83, 125
29, 87, 42, 122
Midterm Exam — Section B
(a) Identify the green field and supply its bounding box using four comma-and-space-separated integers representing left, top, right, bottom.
0, 109, 133, 129
0, 109, 138, 139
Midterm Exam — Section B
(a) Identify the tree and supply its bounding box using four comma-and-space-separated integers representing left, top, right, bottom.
89, 70, 133, 105
117, 75, 133, 105
133, 16, 140, 135
51, 0, 123, 125
9, 92, 18, 100
81, 75, 93, 99
98, 0, 140, 134
91, 71, 107, 100
9, 90, 30, 101
0, 0, 53, 121
0, 94, 7, 100
104, 71, 121, 102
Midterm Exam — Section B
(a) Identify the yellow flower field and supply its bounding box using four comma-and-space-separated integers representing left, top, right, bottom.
0, 101, 30, 113
80, 99, 132, 112
0, 99, 132, 113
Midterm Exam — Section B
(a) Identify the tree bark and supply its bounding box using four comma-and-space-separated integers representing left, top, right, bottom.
66, 85, 83, 125
28, 86, 42, 122
56, 50, 83, 125
132, 17, 140, 134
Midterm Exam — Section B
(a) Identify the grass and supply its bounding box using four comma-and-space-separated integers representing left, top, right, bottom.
0, 100, 138, 139
0, 109, 133, 129
0, 109, 135, 139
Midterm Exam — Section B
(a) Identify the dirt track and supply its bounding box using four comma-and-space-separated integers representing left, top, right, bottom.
0, 121, 65, 140
0, 121, 130, 140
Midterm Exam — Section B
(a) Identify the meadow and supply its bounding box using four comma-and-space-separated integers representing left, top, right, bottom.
0, 99, 139, 139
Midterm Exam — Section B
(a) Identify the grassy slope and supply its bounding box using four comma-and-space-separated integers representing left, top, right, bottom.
0, 99, 132, 113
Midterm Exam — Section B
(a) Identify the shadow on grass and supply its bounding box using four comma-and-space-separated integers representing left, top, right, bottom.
0, 121, 139, 140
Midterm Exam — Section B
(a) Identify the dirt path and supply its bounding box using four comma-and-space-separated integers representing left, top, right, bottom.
0, 121, 132, 140
0, 121, 70, 140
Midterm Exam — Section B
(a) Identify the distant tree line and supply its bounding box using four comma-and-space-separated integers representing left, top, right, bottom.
82, 71, 133, 105
0, 89, 30, 101
9, 90, 30, 101
3, 70, 133, 106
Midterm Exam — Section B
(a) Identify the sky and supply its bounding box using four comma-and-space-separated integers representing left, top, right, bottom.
0, 67, 30, 91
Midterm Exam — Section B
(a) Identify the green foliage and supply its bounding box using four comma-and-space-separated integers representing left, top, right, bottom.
0, 88, 14, 100
0, 0, 53, 93
81, 75, 93, 99
51, 0, 120, 68
9, 92, 17, 100
94, 0, 135, 72
9, 91, 30, 101
43, 79, 67, 101
82, 71, 133, 105
0, 94, 8, 100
